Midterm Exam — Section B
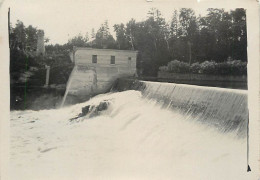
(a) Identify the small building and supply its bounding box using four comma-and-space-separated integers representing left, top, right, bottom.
66, 47, 138, 99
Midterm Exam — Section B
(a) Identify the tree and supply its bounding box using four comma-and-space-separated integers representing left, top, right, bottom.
25, 25, 37, 51
179, 8, 197, 39
114, 23, 130, 50
94, 20, 116, 49
123, 9, 172, 76
9, 20, 39, 54
12, 20, 27, 51
44, 37, 50, 43
230, 8, 247, 61
204, 8, 233, 61
90, 28, 96, 47
125, 19, 137, 50
170, 10, 180, 38
67, 33, 89, 49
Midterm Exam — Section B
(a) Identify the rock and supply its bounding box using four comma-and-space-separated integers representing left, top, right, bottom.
80, 105, 90, 116
96, 101, 109, 111
70, 100, 110, 122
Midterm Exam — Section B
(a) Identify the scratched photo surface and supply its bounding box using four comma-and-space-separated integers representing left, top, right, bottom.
5, 0, 258, 179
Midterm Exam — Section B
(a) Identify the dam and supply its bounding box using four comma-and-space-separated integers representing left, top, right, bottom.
9, 76, 251, 179
9, 48, 252, 179
112, 78, 248, 137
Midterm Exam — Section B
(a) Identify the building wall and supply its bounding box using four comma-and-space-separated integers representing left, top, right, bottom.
74, 48, 136, 70
66, 48, 137, 98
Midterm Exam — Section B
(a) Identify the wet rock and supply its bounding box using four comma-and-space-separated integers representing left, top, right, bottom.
81, 106, 90, 116
70, 100, 110, 122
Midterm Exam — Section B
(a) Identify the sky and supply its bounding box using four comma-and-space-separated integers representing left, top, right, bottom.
6, 0, 233, 45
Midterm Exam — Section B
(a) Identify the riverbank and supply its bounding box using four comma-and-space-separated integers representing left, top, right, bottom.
136, 73, 247, 90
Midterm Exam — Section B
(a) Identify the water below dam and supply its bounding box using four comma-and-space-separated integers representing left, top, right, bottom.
10, 80, 254, 180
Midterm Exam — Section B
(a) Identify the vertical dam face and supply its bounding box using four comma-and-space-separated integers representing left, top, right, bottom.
112, 78, 248, 137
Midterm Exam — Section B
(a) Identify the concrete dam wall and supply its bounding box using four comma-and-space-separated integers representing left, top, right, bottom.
112, 78, 248, 137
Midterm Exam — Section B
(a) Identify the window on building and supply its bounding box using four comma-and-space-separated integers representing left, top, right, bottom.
92, 55, 97, 63
128, 57, 132, 66
111, 56, 115, 64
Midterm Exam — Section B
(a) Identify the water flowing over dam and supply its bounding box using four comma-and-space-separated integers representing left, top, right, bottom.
112, 78, 248, 137
10, 79, 252, 180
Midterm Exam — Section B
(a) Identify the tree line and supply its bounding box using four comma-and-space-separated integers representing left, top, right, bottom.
58, 8, 247, 76
10, 8, 247, 77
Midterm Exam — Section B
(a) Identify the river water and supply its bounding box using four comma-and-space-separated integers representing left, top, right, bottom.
10, 90, 251, 180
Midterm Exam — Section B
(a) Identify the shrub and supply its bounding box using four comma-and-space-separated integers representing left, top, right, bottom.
191, 62, 201, 74
215, 60, 247, 75
159, 66, 168, 72
158, 59, 247, 76
167, 60, 190, 73
227, 60, 247, 75
200, 61, 217, 74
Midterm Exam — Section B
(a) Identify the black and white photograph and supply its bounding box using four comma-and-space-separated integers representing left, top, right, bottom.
0, 0, 259, 179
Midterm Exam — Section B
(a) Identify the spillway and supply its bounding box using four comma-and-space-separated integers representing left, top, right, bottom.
113, 78, 248, 137
10, 80, 252, 180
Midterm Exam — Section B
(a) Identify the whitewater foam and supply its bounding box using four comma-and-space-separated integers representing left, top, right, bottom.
10, 90, 252, 180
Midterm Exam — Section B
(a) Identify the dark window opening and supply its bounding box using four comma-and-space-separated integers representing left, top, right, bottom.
128, 57, 132, 66
111, 56, 115, 64
92, 55, 97, 63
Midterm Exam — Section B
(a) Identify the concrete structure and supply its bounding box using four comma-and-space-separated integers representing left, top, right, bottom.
44, 65, 50, 87
36, 30, 45, 56
65, 47, 138, 99
114, 78, 248, 137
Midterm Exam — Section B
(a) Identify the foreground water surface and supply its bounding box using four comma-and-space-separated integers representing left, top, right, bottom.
10, 90, 251, 180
